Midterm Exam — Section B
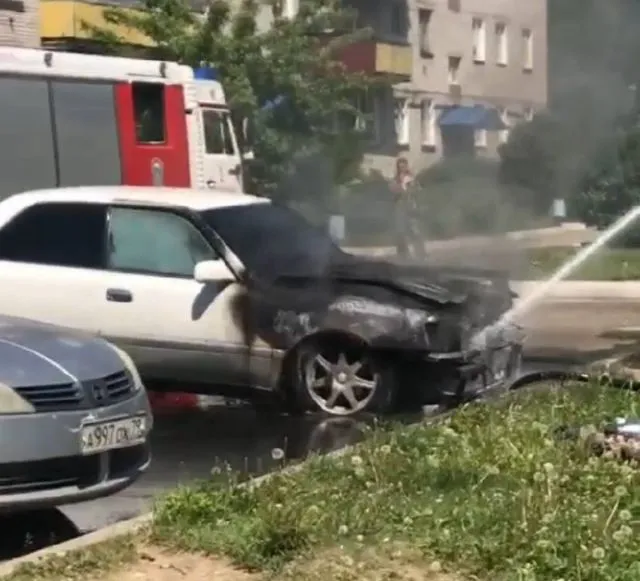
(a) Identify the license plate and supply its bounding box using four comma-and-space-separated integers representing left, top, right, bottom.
80, 416, 147, 455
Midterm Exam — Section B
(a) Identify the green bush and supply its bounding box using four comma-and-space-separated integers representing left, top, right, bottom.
413, 157, 547, 238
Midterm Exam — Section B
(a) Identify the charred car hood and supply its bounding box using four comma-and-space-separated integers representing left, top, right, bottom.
324, 257, 511, 306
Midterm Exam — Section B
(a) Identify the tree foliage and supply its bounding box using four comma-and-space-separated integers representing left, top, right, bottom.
84, 0, 376, 200
498, 0, 640, 224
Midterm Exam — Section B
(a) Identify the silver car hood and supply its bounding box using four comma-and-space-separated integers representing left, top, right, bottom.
0, 316, 125, 388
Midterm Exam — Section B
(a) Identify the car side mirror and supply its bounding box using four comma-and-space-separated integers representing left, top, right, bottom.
194, 259, 233, 283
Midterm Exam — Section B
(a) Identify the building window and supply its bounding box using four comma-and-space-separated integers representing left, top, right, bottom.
394, 98, 409, 146
474, 128, 487, 148
418, 9, 433, 57
448, 56, 461, 85
390, 1, 406, 38
495, 22, 508, 66
421, 99, 436, 147
472, 18, 486, 63
522, 28, 533, 70
355, 91, 379, 142
283, 0, 299, 19
498, 107, 510, 144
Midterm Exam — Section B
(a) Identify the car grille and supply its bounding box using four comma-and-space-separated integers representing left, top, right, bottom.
14, 371, 134, 412
100, 370, 134, 401
14, 382, 82, 410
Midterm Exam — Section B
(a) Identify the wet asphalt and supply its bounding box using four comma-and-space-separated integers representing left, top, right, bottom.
1, 299, 639, 559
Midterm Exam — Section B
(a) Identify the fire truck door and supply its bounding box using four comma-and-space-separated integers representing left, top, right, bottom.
199, 107, 242, 192
116, 82, 191, 187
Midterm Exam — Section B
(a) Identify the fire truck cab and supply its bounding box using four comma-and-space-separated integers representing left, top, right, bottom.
0, 47, 246, 200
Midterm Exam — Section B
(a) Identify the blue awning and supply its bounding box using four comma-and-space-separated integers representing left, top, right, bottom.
438, 105, 507, 130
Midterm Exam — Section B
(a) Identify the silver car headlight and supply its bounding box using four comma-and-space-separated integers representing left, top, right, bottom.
107, 343, 144, 392
0, 382, 35, 414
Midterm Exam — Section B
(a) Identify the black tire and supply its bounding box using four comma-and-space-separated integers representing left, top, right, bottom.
288, 333, 398, 417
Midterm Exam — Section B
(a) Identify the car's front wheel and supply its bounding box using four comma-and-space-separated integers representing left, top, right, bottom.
289, 334, 397, 416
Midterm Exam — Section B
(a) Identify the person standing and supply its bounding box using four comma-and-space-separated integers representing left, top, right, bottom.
390, 157, 424, 259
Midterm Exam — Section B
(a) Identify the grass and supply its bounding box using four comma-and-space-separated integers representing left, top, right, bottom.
11, 383, 640, 581
148, 383, 640, 581
4, 535, 139, 581
526, 247, 640, 280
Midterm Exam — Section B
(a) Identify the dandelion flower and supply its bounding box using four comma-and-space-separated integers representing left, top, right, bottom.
619, 509, 632, 521
614, 485, 628, 497
379, 444, 391, 454
533, 471, 545, 483
356, 534, 364, 542
543, 462, 554, 473
612, 529, 626, 543
351, 455, 363, 466
271, 447, 285, 461
429, 561, 442, 573
619, 525, 632, 537
338, 524, 349, 535
592, 547, 605, 560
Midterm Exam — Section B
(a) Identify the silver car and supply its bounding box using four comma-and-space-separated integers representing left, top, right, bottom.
0, 315, 152, 511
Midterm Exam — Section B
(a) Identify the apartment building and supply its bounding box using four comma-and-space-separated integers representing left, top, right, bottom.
351, 0, 548, 175
0, 0, 39, 47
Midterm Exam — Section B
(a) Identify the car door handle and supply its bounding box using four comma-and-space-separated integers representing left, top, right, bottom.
106, 288, 133, 303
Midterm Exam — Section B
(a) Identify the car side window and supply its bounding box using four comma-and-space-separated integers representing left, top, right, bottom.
107, 207, 215, 277
0, 202, 106, 268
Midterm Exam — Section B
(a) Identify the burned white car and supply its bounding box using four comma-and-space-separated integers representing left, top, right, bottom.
0, 186, 523, 417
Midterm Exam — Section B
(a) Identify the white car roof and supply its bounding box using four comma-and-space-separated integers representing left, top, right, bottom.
2, 186, 269, 213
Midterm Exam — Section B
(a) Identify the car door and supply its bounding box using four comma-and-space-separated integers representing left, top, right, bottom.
0, 202, 108, 335
199, 107, 242, 191
100, 204, 266, 388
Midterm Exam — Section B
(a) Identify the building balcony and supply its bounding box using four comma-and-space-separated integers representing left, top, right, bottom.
40, 0, 153, 48
338, 40, 412, 80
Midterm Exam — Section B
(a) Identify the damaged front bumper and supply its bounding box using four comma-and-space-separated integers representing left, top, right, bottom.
425, 321, 526, 404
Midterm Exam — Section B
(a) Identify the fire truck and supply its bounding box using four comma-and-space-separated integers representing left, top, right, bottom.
0, 47, 247, 200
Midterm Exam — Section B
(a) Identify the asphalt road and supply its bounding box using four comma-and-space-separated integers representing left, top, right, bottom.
1, 298, 633, 555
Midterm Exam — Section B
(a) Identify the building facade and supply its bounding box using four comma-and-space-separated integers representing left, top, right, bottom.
351, 0, 548, 175
0, 0, 39, 47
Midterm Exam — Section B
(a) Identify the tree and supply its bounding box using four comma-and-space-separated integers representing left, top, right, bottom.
570, 127, 640, 240
499, 0, 640, 221
85, 0, 376, 202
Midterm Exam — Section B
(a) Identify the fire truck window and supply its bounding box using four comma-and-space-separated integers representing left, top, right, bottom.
51, 81, 121, 187
202, 109, 235, 155
132, 83, 166, 144
107, 207, 214, 277
0, 203, 106, 268
0, 77, 56, 200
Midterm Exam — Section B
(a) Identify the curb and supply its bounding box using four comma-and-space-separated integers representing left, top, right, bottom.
344, 224, 597, 256
0, 514, 152, 577
511, 281, 640, 302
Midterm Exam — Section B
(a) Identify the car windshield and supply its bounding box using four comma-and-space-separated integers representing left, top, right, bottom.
200, 203, 343, 278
